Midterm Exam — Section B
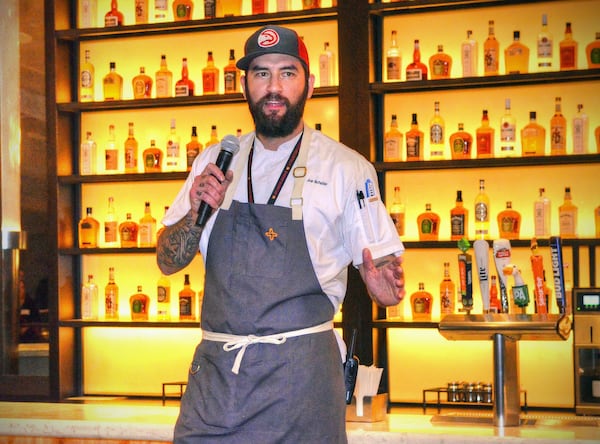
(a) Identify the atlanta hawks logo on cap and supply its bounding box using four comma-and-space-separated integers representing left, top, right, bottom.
257, 28, 280, 48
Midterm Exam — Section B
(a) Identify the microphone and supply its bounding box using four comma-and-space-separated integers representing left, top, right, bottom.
195, 135, 240, 227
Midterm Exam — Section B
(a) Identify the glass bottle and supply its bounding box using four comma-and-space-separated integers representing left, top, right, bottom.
104, 0, 124, 27
202, 51, 219, 95
449, 123, 472, 160
130, 285, 150, 321
139, 201, 157, 247
206, 124, 219, 147
386, 30, 401, 81
105, 267, 119, 319
276, 0, 291, 11
474, 179, 490, 239
79, 207, 100, 248
175, 58, 195, 97
384, 114, 403, 162
79, 0, 97, 28
81, 274, 99, 320
103, 62, 123, 101
406, 113, 424, 161
417, 203, 440, 241
489, 275, 501, 313
558, 186, 578, 238
586, 32, 600, 68
173, 0, 194, 21
179, 274, 197, 320
302, 0, 321, 10
550, 96, 567, 155
537, 13, 553, 71
429, 44, 452, 80
104, 196, 118, 247
499, 98, 517, 156
80, 131, 97, 175
521, 111, 546, 157
389, 186, 405, 237
204, 0, 216, 19
440, 262, 456, 315
157, 274, 171, 321
80, 49, 94, 102
124, 122, 138, 174
252, 0, 266, 14
119, 213, 139, 248
223, 49, 240, 94
534, 187, 551, 238
105, 124, 119, 172
155, 54, 173, 98
410, 282, 433, 321
143, 139, 162, 173
476, 109, 494, 158
154, 0, 168, 21
461, 30, 478, 77
132, 66, 152, 99
429, 101, 445, 160
497, 201, 521, 240
319, 42, 335, 87
572, 103, 589, 154
186, 126, 203, 170
134, 0, 149, 23
406, 39, 428, 81
484, 20, 500, 76
559, 22, 578, 70
450, 190, 468, 241
165, 118, 181, 171
505, 30, 529, 74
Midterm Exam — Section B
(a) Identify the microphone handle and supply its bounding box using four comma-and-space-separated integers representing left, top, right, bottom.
195, 150, 234, 227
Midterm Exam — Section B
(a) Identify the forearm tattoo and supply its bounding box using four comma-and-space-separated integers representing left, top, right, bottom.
156, 210, 202, 274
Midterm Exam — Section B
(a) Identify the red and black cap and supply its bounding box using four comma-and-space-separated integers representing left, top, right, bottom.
236, 25, 310, 72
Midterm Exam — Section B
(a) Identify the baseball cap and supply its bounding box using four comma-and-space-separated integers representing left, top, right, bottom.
236, 25, 310, 72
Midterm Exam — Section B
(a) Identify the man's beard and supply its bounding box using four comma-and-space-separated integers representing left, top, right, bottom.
247, 84, 308, 138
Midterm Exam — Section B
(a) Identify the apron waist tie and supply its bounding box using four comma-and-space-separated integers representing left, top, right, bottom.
202, 320, 334, 375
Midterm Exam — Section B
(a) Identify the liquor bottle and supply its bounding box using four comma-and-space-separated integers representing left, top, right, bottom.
157, 274, 171, 321
497, 201, 521, 240
559, 22, 578, 70
476, 110, 494, 158
450, 190, 468, 241
489, 275, 501, 313
186, 126, 203, 170
139, 201, 157, 247
499, 98, 517, 156
405, 39, 428, 81
483, 20, 500, 76
550, 97, 567, 155
104, 0, 124, 27
130, 285, 150, 321
417, 203, 440, 241
124, 122, 138, 173
173, 0, 194, 20
558, 186, 578, 238
202, 51, 219, 95
537, 14, 553, 71
440, 262, 456, 315
587, 32, 600, 68
429, 101, 445, 160
155, 54, 173, 98
79, 0, 97, 28
179, 274, 197, 320
103, 62, 123, 100
521, 111, 546, 156
104, 196, 118, 247
205, 0, 217, 18
119, 213, 139, 247
533, 187, 551, 238
386, 30, 401, 81
319, 42, 335, 87
132, 66, 152, 99
134, 0, 149, 24
595, 205, 600, 238
406, 113, 424, 161
105, 267, 119, 319
389, 186, 405, 237
223, 49, 240, 94
80, 49, 94, 102
461, 30, 478, 77
206, 124, 219, 147
105, 124, 119, 172
143, 139, 162, 173
154, 0, 168, 21
80, 131, 97, 175
79, 207, 100, 248
474, 179, 490, 239
449, 123, 472, 160
165, 118, 181, 171
252, 0, 266, 14
81, 274, 99, 320
276, 0, 291, 12
175, 58, 195, 97
302, 0, 321, 9
572, 104, 589, 154
429, 44, 452, 80
383, 114, 402, 162
504, 31, 529, 74
410, 282, 432, 321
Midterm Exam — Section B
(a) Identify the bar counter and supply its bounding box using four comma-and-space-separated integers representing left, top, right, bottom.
1, 401, 600, 443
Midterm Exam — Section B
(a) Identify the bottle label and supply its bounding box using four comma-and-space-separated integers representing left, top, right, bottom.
224, 71, 237, 92
430, 124, 443, 144
384, 137, 401, 161
560, 47, 576, 68
450, 214, 465, 236
132, 298, 145, 314
104, 16, 118, 27
81, 70, 93, 88
452, 138, 468, 156
387, 56, 401, 80
105, 221, 117, 243
167, 140, 180, 159
105, 149, 118, 170
390, 212, 405, 236
477, 133, 492, 155
175, 84, 190, 97
175, 4, 190, 19
484, 48, 498, 73
475, 202, 488, 222
125, 147, 137, 170
550, 125, 566, 151
537, 38, 552, 58
591, 48, 600, 64
133, 79, 146, 96
500, 216, 517, 234
203, 73, 217, 93
405, 68, 423, 81
156, 76, 170, 97
559, 211, 576, 235
420, 218, 433, 234
179, 296, 192, 316
406, 135, 421, 158
500, 123, 515, 142
158, 286, 170, 303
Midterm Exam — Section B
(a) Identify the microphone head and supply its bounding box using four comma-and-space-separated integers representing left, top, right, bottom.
221, 134, 240, 156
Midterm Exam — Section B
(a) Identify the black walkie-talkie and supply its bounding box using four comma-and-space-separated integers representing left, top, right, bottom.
344, 328, 359, 405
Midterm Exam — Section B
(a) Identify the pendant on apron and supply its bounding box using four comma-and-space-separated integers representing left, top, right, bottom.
265, 228, 278, 241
